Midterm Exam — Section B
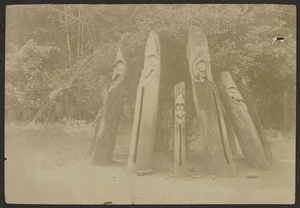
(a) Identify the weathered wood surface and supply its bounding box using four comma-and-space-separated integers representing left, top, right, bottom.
236, 79, 275, 161
91, 47, 129, 165
186, 26, 236, 177
283, 90, 288, 133
216, 71, 269, 170
223, 108, 238, 155
88, 89, 108, 154
174, 82, 188, 177
127, 31, 161, 174
88, 108, 103, 155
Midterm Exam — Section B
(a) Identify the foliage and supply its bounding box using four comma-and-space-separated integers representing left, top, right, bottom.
5, 5, 296, 132
5, 39, 61, 119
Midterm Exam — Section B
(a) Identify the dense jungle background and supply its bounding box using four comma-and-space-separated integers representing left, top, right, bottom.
5, 5, 296, 152
5, 4, 296, 204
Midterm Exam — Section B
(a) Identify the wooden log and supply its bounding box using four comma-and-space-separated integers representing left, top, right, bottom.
127, 31, 161, 174
186, 26, 236, 177
91, 46, 129, 165
236, 78, 275, 161
174, 81, 188, 177
215, 71, 270, 170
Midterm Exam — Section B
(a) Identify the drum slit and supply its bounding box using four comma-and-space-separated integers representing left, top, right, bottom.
133, 87, 145, 163
179, 125, 182, 166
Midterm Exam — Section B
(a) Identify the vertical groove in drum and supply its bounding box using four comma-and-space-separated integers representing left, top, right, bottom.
133, 87, 145, 163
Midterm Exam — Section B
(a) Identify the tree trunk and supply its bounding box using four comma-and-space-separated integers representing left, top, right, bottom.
63, 5, 72, 67
91, 46, 129, 165
127, 31, 161, 175
63, 92, 69, 119
80, 20, 84, 56
44, 105, 52, 125
255, 96, 261, 110
236, 80, 275, 161
174, 82, 188, 177
216, 71, 269, 170
77, 9, 81, 61
186, 26, 236, 177
27, 104, 46, 125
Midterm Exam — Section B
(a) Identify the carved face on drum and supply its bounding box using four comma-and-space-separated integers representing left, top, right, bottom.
112, 48, 126, 81
141, 31, 160, 86
192, 45, 211, 83
221, 72, 246, 109
112, 60, 125, 81
175, 82, 186, 124
187, 26, 212, 83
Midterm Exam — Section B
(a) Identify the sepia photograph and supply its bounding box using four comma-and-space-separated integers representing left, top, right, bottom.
4, 4, 296, 204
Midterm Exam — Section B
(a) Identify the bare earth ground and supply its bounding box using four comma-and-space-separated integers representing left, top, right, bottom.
5, 122, 296, 204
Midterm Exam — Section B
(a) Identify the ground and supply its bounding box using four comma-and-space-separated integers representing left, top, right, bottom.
5, 121, 296, 204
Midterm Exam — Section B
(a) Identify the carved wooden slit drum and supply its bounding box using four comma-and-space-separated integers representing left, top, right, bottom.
91, 45, 129, 166
215, 71, 270, 170
236, 79, 275, 161
174, 81, 187, 177
127, 31, 161, 175
186, 26, 237, 177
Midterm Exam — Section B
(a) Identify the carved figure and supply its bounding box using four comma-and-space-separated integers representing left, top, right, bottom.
174, 81, 188, 177
216, 71, 270, 170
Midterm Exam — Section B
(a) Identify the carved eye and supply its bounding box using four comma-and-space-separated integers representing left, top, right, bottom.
175, 104, 185, 111
228, 87, 238, 94
148, 55, 158, 67
196, 61, 206, 72
116, 61, 124, 71
181, 105, 185, 111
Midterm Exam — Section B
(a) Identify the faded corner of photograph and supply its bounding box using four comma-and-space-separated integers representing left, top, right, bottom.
4, 4, 296, 205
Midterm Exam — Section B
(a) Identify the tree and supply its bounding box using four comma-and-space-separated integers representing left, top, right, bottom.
5, 4, 296, 134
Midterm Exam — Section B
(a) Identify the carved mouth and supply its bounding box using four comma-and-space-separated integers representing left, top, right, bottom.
231, 96, 243, 103
143, 69, 154, 79
113, 71, 124, 80
176, 114, 185, 119
112, 74, 120, 81
199, 71, 206, 77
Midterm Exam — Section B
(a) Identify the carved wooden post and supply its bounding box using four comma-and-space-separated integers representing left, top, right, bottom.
186, 26, 236, 177
174, 82, 187, 177
216, 71, 269, 170
127, 31, 161, 175
236, 78, 275, 161
91, 46, 129, 165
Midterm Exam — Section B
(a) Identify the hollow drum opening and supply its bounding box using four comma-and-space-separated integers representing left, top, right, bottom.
133, 87, 145, 163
